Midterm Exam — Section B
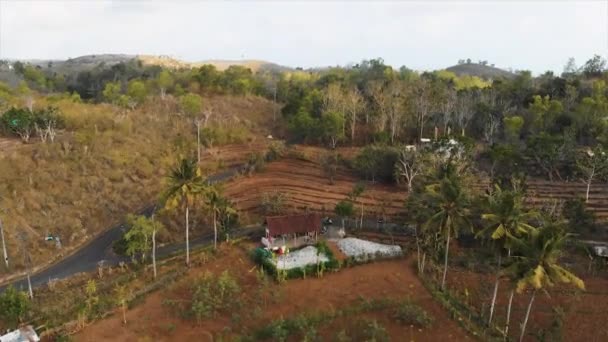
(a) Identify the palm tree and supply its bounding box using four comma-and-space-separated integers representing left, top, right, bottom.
503, 224, 585, 342
477, 185, 537, 325
204, 186, 236, 249
162, 158, 205, 266
423, 166, 470, 291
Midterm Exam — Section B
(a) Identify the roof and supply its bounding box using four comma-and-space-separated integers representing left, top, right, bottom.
266, 213, 322, 236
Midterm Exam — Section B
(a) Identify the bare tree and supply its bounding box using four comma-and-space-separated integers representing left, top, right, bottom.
323, 83, 346, 136
386, 81, 410, 144
367, 81, 390, 132
439, 87, 457, 135
395, 148, 428, 192
413, 78, 432, 140
344, 87, 364, 143
455, 90, 476, 136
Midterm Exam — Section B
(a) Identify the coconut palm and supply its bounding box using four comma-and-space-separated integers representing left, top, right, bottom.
423, 165, 471, 291
503, 223, 584, 342
477, 185, 537, 325
162, 158, 205, 266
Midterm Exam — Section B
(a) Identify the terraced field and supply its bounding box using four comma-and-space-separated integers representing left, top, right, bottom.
474, 179, 608, 222
225, 151, 608, 226
223, 157, 405, 222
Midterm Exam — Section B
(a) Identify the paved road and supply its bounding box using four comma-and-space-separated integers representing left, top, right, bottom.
0, 165, 247, 292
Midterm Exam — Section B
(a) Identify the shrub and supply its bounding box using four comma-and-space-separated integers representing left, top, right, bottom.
0, 286, 30, 328
191, 271, 240, 321
393, 301, 434, 327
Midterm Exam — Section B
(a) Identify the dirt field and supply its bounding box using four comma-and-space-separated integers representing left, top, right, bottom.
73, 243, 471, 341
437, 248, 608, 342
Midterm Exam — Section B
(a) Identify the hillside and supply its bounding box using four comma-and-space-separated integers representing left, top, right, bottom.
445, 62, 515, 79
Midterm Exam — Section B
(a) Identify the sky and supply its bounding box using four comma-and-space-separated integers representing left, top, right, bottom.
0, 0, 606, 74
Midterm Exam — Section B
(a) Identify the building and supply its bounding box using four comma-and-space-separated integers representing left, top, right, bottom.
263, 213, 322, 248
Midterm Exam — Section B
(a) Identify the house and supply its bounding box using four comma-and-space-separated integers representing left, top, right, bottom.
263, 213, 322, 248
0, 326, 40, 342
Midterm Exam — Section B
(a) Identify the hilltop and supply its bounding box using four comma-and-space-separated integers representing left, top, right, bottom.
445, 62, 515, 79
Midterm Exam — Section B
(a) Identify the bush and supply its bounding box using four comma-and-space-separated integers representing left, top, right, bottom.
0, 286, 30, 328
353, 145, 399, 183
191, 271, 240, 321
392, 301, 434, 327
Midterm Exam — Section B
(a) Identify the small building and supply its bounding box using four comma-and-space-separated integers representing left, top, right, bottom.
263, 213, 322, 248
0, 326, 40, 342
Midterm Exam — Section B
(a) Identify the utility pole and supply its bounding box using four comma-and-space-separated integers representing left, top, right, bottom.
151, 205, 157, 279
273, 86, 277, 123
18, 231, 33, 299
0, 216, 8, 269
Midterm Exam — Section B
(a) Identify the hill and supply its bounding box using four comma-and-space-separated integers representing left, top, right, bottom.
445, 62, 515, 79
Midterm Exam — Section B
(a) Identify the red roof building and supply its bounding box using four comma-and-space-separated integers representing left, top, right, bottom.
265, 213, 322, 237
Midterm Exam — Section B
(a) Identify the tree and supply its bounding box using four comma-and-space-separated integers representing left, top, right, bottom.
528, 95, 563, 133
503, 116, 524, 144
477, 186, 537, 325
321, 151, 339, 184
320, 111, 345, 148
204, 185, 235, 249
526, 133, 575, 182
1, 107, 34, 143
114, 285, 129, 325
414, 78, 433, 140
562, 57, 579, 78
423, 166, 470, 291
180, 93, 204, 163
162, 158, 205, 266
157, 70, 174, 99
576, 146, 608, 202
395, 147, 428, 192
84, 279, 99, 317
127, 80, 147, 107
124, 214, 162, 263
334, 200, 354, 230
344, 86, 364, 142
503, 225, 584, 342
322, 83, 346, 136
0, 286, 30, 328
455, 90, 476, 137
367, 80, 390, 132
102, 81, 121, 104
582, 54, 606, 78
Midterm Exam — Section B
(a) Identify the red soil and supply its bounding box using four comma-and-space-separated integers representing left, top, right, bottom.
74, 244, 471, 341
223, 158, 406, 223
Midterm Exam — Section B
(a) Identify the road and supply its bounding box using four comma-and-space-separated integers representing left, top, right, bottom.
0, 165, 247, 292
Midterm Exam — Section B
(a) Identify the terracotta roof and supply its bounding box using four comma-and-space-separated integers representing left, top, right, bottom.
266, 213, 322, 236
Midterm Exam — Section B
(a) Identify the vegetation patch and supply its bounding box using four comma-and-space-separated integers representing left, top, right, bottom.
252, 241, 340, 281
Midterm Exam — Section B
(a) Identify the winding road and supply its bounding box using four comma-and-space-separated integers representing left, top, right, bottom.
0, 165, 248, 292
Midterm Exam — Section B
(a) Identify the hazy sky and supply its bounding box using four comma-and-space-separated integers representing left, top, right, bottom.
0, 1, 606, 74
